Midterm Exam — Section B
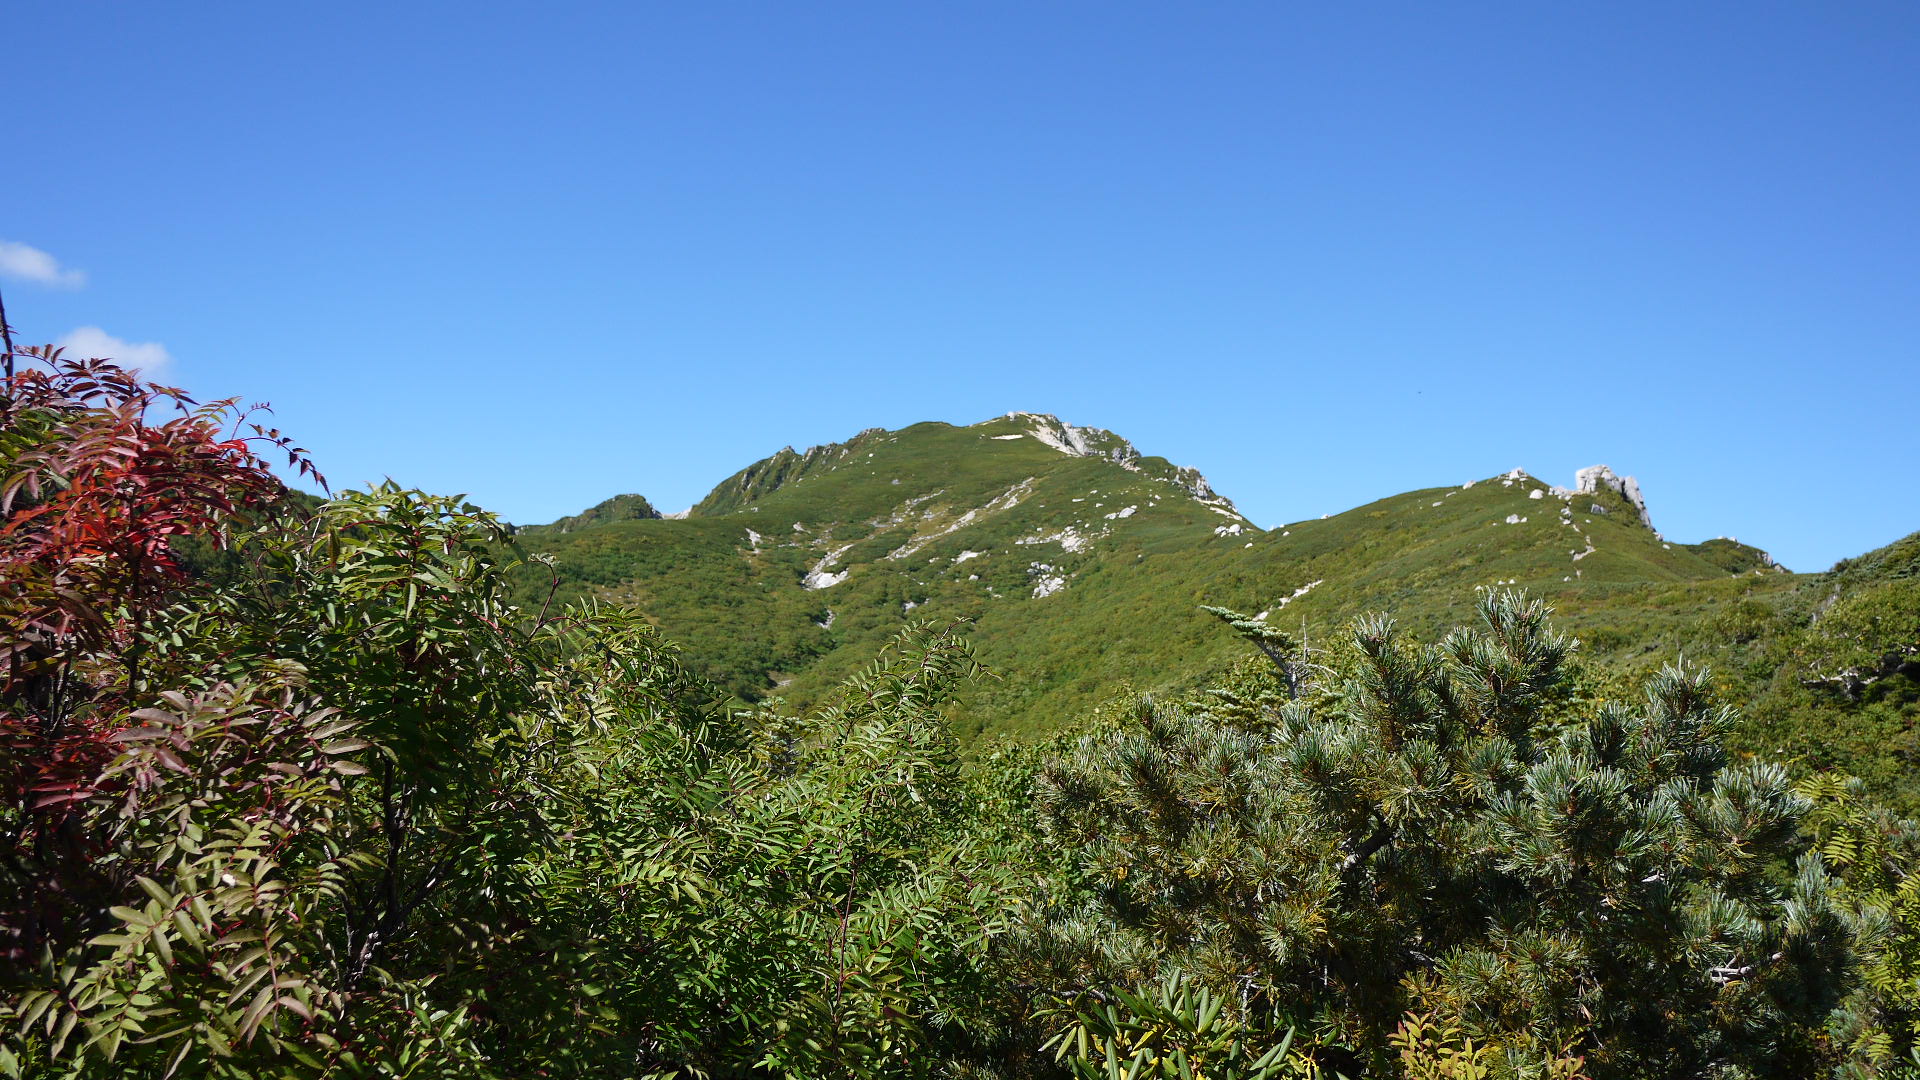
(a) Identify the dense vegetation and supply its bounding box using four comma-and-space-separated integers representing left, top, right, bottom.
509, 415, 1916, 818
4, 354, 1918, 1077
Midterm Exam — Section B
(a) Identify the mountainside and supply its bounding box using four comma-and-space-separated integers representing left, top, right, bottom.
517, 492, 662, 535
512, 413, 1821, 742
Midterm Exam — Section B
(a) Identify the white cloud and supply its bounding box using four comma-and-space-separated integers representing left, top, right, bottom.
0, 240, 86, 288
58, 327, 172, 376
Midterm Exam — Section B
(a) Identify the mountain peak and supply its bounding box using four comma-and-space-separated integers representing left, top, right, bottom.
521, 493, 661, 535
1487, 465, 1657, 532
984, 412, 1237, 514
999, 412, 1134, 462
516, 437, 1802, 733
690, 426, 895, 516
686, 414, 1243, 522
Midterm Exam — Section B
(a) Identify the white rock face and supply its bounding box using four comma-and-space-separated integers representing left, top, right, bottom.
1104, 505, 1137, 519
1018, 526, 1094, 553
806, 566, 849, 589
1214, 522, 1244, 537
953, 550, 984, 564
884, 478, 1035, 561
988, 433, 1025, 440
1529, 489, 1544, 500
803, 542, 857, 590
1028, 562, 1067, 598
1272, 579, 1322, 610
1574, 465, 1653, 529
1002, 412, 1247, 518
1019, 414, 1105, 458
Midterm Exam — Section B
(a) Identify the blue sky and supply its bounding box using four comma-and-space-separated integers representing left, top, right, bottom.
5, 3, 1915, 570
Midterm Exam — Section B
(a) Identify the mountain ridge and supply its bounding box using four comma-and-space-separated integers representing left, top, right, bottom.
507, 412, 1823, 743
679, 413, 1248, 525
540, 412, 1776, 569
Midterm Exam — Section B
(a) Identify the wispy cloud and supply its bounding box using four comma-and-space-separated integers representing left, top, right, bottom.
58, 326, 172, 376
0, 240, 87, 288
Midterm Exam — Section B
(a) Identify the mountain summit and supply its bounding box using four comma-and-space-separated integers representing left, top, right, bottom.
688, 413, 1242, 522
516, 416, 1786, 735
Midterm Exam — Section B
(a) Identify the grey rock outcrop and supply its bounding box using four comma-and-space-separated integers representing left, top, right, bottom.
1575, 465, 1653, 530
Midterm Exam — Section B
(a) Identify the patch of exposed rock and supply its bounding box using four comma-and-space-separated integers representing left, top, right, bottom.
1573, 465, 1653, 530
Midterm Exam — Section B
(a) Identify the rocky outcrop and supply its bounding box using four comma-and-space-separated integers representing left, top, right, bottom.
1010, 412, 1144, 468
1004, 412, 1245, 518
1574, 465, 1653, 530
692, 427, 892, 516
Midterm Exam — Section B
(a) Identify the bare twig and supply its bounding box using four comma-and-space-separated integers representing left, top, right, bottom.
0, 282, 16, 382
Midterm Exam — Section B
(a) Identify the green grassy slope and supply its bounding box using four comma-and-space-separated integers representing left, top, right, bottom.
516, 415, 1260, 720
1708, 530, 1920, 813
511, 414, 1830, 743
1214, 471, 1796, 651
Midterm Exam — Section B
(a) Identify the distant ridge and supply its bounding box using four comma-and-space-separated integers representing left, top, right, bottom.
509, 413, 1804, 739
518, 493, 661, 535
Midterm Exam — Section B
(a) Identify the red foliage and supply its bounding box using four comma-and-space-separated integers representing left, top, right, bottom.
1, 344, 323, 962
